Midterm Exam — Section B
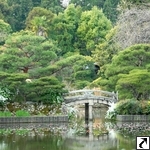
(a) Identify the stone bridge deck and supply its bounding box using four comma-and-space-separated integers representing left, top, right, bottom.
64, 89, 118, 106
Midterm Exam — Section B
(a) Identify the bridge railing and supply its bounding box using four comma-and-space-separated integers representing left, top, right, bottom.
64, 89, 118, 102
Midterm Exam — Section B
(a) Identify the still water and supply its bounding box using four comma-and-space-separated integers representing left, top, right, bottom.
0, 127, 137, 150
0, 107, 149, 150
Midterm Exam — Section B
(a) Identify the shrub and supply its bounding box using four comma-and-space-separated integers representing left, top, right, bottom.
115, 99, 150, 115
15, 110, 30, 117
139, 101, 150, 115
0, 111, 11, 117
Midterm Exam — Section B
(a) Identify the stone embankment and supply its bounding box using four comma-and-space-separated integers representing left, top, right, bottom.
0, 116, 68, 123
117, 115, 150, 122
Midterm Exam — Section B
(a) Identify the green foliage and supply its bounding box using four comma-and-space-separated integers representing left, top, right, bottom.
116, 69, 150, 100
6, 0, 33, 31
74, 80, 91, 89
97, 44, 150, 100
26, 7, 54, 37
0, 1, 9, 20
26, 76, 65, 104
70, 0, 119, 23
15, 110, 30, 117
76, 6, 112, 55
0, 111, 11, 117
0, 31, 57, 73
0, 72, 29, 102
36, 54, 96, 89
0, 19, 12, 45
115, 99, 140, 115
115, 99, 150, 115
49, 4, 82, 55
92, 27, 119, 77
103, 0, 119, 23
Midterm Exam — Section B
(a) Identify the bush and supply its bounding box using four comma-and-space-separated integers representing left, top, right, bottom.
139, 101, 150, 115
0, 111, 11, 117
15, 110, 30, 117
115, 99, 150, 115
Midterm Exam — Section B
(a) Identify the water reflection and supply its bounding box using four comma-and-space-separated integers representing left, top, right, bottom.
0, 121, 143, 150
0, 106, 148, 150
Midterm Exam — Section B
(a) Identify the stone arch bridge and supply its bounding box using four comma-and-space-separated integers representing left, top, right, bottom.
64, 89, 118, 121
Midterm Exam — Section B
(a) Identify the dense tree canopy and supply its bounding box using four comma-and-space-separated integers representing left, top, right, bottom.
92, 27, 119, 77
76, 6, 112, 55
70, 0, 119, 23
0, 31, 63, 103
7, 0, 33, 31
95, 44, 150, 100
40, 0, 64, 14
0, 31, 58, 73
0, 19, 12, 45
1, 0, 150, 103
49, 4, 82, 55
116, 69, 150, 100
103, 0, 119, 23
26, 7, 54, 37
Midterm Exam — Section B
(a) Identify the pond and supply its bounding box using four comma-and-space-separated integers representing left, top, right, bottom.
0, 107, 149, 150
0, 128, 137, 150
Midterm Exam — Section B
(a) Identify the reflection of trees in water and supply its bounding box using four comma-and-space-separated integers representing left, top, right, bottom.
0, 133, 67, 150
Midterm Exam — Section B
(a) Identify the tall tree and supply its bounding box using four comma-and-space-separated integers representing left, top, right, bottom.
49, 4, 82, 55
0, 0, 10, 21
92, 27, 119, 77
7, 0, 33, 31
76, 6, 112, 55
103, 0, 120, 23
0, 19, 12, 45
0, 31, 65, 103
0, 31, 57, 73
26, 7, 54, 37
40, 0, 64, 14
116, 69, 150, 100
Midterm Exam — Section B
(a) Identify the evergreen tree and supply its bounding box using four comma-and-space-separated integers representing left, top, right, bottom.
7, 0, 33, 31
0, 19, 12, 45
96, 44, 150, 100
76, 6, 112, 55
49, 4, 82, 55
103, 0, 120, 23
